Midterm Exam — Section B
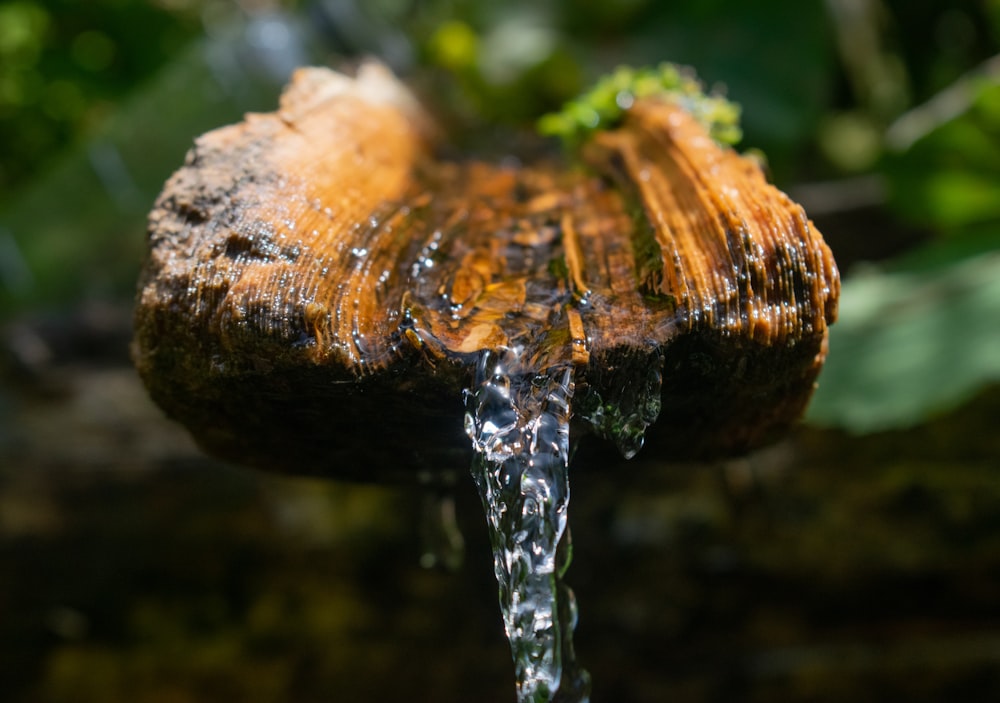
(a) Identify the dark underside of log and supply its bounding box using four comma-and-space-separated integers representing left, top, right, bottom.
133, 64, 839, 481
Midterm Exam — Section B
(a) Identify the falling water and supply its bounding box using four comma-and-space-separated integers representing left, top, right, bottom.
464, 347, 592, 703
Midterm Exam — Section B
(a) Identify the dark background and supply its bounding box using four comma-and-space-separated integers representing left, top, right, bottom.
2, 1, 1000, 701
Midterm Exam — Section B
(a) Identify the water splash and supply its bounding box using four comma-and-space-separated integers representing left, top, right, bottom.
465, 347, 591, 703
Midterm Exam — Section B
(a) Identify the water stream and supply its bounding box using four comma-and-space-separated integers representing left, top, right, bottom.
464, 347, 592, 703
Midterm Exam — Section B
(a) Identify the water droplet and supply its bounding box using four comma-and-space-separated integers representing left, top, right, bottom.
575, 351, 664, 461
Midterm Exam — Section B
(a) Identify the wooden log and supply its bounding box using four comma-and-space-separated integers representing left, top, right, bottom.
133, 63, 839, 482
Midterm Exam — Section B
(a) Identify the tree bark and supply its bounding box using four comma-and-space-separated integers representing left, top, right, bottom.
133, 63, 839, 482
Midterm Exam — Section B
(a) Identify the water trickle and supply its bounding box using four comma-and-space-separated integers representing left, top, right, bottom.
575, 350, 664, 460
465, 347, 591, 703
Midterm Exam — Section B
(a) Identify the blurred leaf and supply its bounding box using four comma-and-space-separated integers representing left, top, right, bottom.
818, 56, 1000, 432
884, 79, 1000, 231
620, 0, 835, 178
0, 15, 315, 314
0, 0, 204, 192
817, 111, 883, 172
807, 239, 1000, 432
427, 20, 479, 73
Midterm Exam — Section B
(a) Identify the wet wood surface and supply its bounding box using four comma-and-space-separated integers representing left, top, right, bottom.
133, 63, 839, 480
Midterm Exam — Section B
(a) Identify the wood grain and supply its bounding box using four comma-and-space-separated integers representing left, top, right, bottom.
133, 63, 839, 481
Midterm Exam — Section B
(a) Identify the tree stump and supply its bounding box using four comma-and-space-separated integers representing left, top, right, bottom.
133, 63, 839, 482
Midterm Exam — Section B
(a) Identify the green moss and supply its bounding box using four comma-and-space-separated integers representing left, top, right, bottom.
537, 63, 742, 149
547, 255, 569, 279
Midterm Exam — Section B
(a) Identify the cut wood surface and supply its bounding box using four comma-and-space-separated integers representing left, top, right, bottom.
133, 63, 839, 481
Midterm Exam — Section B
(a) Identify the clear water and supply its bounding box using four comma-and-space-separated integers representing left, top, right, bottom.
465, 347, 592, 703
575, 351, 664, 460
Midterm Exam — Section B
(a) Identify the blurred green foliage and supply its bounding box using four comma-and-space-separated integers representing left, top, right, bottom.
809, 31, 1000, 431
885, 80, 1000, 229
0, 0, 207, 191
806, 243, 1000, 431
1, 0, 998, 433
0, 0, 304, 310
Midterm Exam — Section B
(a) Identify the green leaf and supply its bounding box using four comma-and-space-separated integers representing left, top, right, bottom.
807, 240, 1000, 432
885, 81, 1000, 232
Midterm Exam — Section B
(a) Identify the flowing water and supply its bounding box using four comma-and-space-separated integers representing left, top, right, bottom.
464, 347, 592, 703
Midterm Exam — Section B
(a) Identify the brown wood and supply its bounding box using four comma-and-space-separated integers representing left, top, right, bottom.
133, 63, 839, 482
